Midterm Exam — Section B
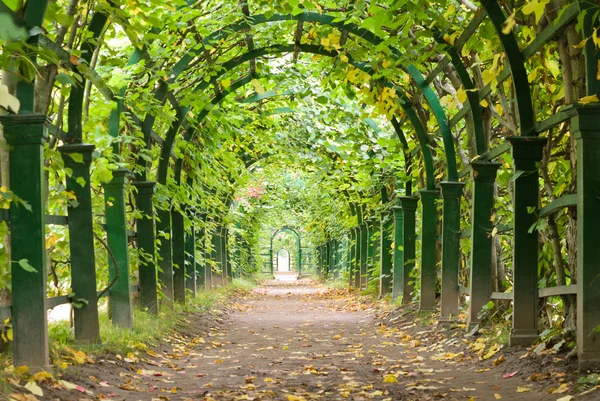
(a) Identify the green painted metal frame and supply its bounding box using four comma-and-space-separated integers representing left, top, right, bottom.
270, 227, 302, 275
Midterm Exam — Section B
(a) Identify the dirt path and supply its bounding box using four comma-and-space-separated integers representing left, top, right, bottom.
35, 277, 588, 400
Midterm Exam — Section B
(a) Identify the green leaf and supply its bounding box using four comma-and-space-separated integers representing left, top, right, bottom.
17, 258, 37, 273
55, 72, 76, 86
1, 0, 27, 13
76, 176, 86, 187
68, 153, 84, 163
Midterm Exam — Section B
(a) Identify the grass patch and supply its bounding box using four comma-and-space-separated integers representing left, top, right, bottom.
44, 280, 256, 364
327, 277, 349, 290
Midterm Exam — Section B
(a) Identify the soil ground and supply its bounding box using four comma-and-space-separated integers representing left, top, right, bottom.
13, 275, 600, 400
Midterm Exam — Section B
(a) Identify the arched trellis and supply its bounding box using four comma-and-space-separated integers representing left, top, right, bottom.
4, 0, 600, 374
270, 227, 302, 277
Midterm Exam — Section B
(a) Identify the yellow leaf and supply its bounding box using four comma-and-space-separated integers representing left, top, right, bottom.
32, 371, 53, 383
480, 99, 488, 108
483, 344, 499, 359
382, 60, 391, 68
494, 394, 502, 399
552, 383, 569, 394
556, 396, 574, 401
287, 396, 306, 401
222, 79, 231, 89
573, 38, 588, 49
457, 88, 467, 104
579, 94, 600, 105
250, 79, 265, 95
383, 374, 397, 383
516, 386, 532, 393
24, 381, 43, 397
522, 0, 550, 23
15, 365, 29, 376
502, 11, 516, 34
340, 54, 349, 63
264, 377, 273, 383
482, 69, 496, 86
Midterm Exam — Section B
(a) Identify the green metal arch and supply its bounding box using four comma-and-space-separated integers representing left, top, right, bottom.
235, 90, 415, 196
144, 11, 456, 184
270, 227, 302, 275
480, 0, 535, 137
166, 44, 436, 190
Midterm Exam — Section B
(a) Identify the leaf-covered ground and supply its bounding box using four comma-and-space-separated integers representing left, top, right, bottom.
9, 276, 599, 401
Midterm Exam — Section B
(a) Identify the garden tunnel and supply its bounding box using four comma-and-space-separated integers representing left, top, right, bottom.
0, 0, 600, 374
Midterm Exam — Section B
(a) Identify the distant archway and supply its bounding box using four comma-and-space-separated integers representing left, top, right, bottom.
270, 227, 302, 276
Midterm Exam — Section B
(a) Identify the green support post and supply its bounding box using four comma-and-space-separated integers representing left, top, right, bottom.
359, 223, 368, 289
211, 229, 219, 287
133, 182, 158, 314
269, 247, 274, 277
392, 205, 404, 299
196, 225, 205, 290
379, 213, 393, 297
349, 229, 356, 288
328, 240, 333, 277
568, 104, 600, 370
395, 197, 418, 303
439, 181, 465, 322
59, 144, 100, 344
104, 169, 133, 329
1, 114, 49, 368
196, 214, 207, 290
353, 227, 361, 288
419, 189, 439, 311
366, 218, 377, 278
467, 162, 501, 329
157, 209, 174, 305
507, 136, 546, 346
223, 228, 231, 283
298, 246, 303, 276
185, 220, 197, 297
171, 208, 186, 303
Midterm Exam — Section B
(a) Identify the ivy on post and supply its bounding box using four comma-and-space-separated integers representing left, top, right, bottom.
133, 182, 158, 314
393, 197, 418, 303
567, 104, 600, 370
1, 114, 49, 368
171, 208, 186, 303
507, 136, 546, 346
379, 213, 393, 296
467, 162, 500, 329
439, 181, 465, 322
104, 168, 133, 329
419, 189, 439, 311
59, 144, 100, 344
156, 208, 174, 305
185, 216, 196, 297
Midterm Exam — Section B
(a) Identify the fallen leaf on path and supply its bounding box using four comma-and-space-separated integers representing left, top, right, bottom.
9, 395, 38, 401
516, 386, 531, 392
24, 381, 43, 397
383, 374, 397, 383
